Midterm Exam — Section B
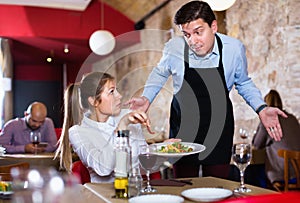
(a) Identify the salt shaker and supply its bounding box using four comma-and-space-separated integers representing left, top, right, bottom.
128, 167, 143, 198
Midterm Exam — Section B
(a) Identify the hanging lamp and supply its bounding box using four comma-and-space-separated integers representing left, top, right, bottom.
89, 1, 115, 55
204, 0, 236, 11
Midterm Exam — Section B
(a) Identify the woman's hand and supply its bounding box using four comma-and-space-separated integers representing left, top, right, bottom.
163, 138, 182, 143
118, 110, 155, 134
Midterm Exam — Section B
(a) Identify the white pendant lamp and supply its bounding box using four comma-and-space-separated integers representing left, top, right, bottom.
89, 1, 116, 55
89, 30, 115, 55
204, 0, 236, 11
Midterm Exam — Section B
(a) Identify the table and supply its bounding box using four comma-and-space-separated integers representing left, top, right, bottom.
0, 153, 59, 170
76, 184, 107, 203
0, 184, 103, 203
83, 176, 277, 203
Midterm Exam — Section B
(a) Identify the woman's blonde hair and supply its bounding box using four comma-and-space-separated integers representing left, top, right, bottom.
55, 83, 82, 173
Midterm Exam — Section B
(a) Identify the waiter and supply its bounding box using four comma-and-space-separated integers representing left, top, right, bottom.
125, 1, 287, 178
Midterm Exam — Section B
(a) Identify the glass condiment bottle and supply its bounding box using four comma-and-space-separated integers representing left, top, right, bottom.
114, 130, 131, 198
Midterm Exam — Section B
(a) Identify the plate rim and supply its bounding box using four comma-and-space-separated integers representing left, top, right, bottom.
129, 194, 184, 203
151, 142, 206, 157
0, 191, 13, 195
181, 187, 233, 202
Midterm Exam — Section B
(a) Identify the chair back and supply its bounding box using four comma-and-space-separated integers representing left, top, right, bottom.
0, 162, 30, 181
55, 128, 62, 140
71, 160, 90, 184
276, 149, 300, 191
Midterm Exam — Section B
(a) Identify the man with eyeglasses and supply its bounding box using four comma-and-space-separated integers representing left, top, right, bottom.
0, 102, 57, 153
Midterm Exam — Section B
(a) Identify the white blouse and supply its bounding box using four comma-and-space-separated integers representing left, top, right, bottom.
69, 109, 147, 183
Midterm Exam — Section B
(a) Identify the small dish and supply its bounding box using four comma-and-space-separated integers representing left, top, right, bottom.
0, 191, 13, 195
0, 146, 6, 154
181, 187, 233, 202
0, 181, 13, 199
129, 194, 184, 203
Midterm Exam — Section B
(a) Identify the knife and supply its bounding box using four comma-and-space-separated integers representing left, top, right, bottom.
169, 179, 193, 185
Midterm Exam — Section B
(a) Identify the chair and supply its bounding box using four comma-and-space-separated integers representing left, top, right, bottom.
0, 162, 30, 181
71, 160, 90, 184
273, 149, 300, 191
55, 128, 62, 140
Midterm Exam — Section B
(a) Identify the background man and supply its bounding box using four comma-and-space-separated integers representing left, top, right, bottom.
0, 101, 57, 153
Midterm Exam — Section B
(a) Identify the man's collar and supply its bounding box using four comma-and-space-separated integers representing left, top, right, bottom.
22, 117, 31, 131
211, 35, 219, 56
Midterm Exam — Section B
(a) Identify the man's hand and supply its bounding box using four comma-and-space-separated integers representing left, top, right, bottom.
259, 107, 288, 141
25, 143, 46, 154
124, 96, 150, 112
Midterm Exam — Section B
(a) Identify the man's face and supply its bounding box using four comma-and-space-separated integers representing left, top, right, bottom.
180, 18, 217, 57
25, 113, 45, 130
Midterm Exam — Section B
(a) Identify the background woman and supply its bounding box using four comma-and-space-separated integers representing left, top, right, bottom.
253, 89, 300, 188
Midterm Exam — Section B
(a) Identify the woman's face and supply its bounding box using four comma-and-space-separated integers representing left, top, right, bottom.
180, 18, 217, 57
94, 80, 122, 121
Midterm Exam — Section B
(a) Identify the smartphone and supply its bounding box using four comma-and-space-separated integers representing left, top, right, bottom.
37, 142, 48, 148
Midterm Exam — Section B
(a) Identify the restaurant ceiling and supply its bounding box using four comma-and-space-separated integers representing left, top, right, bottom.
0, 0, 92, 11
0, 0, 164, 69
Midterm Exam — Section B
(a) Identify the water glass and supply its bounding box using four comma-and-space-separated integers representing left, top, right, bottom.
232, 143, 252, 193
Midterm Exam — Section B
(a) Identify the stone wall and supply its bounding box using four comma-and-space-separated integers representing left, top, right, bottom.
93, 0, 300, 142
227, 0, 300, 142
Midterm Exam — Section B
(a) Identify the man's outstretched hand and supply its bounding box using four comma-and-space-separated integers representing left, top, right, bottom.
124, 96, 150, 112
259, 107, 288, 141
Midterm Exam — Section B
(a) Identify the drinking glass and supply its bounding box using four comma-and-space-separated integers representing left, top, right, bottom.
30, 131, 41, 154
232, 143, 252, 192
239, 128, 248, 139
128, 167, 143, 197
138, 145, 158, 193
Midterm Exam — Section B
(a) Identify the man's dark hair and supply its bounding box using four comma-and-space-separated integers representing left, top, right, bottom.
174, 1, 216, 27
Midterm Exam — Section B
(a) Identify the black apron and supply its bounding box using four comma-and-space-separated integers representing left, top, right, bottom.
169, 34, 234, 165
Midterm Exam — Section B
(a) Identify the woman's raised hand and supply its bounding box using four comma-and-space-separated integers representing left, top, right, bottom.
128, 111, 155, 134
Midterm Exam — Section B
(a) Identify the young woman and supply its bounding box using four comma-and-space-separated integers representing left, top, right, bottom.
56, 72, 151, 183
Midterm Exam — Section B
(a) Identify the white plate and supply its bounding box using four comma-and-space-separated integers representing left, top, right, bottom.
151, 142, 206, 157
0, 146, 6, 152
0, 191, 13, 195
129, 194, 184, 203
181, 188, 233, 202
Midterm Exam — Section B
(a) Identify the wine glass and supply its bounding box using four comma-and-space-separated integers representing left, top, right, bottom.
30, 131, 41, 154
232, 143, 252, 193
239, 128, 248, 139
138, 145, 158, 193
